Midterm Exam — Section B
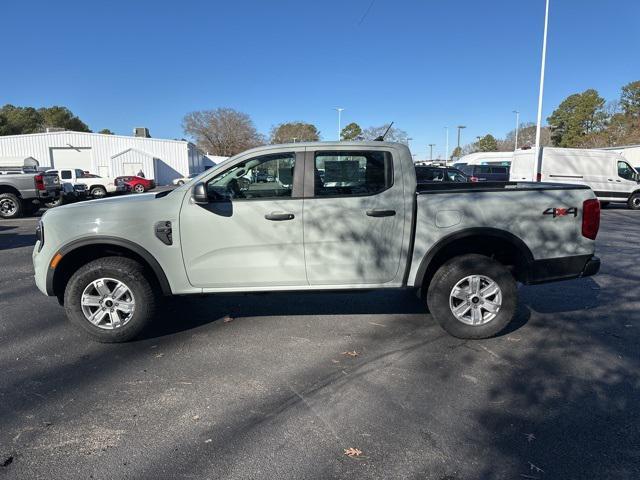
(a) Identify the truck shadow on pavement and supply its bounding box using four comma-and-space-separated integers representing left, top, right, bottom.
0, 231, 36, 251
139, 289, 533, 342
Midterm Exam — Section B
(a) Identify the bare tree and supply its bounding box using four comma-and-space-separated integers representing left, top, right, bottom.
498, 122, 551, 151
361, 124, 409, 144
269, 122, 320, 144
182, 108, 265, 156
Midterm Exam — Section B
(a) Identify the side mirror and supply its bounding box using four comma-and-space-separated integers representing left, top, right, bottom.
192, 182, 208, 204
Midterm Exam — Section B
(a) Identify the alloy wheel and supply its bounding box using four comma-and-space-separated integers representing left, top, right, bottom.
449, 274, 502, 325
81, 278, 136, 329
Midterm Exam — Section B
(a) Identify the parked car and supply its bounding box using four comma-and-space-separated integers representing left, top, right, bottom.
116, 176, 155, 193
46, 169, 127, 198
510, 147, 640, 209
172, 173, 199, 186
415, 166, 469, 183
460, 165, 510, 182
34, 141, 600, 343
0, 159, 61, 218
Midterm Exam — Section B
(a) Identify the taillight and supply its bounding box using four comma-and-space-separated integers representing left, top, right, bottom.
470, 176, 478, 182
35, 174, 46, 191
536, 173, 542, 182
582, 199, 600, 240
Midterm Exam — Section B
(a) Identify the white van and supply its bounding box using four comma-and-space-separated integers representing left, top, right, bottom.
455, 151, 514, 168
509, 147, 640, 209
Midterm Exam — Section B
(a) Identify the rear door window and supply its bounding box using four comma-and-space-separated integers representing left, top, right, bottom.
314, 151, 393, 196
60, 170, 72, 180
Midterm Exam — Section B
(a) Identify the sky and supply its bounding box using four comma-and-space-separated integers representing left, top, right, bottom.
2, 0, 639, 159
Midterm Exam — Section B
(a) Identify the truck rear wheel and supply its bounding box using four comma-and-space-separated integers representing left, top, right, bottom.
426, 254, 517, 339
64, 256, 157, 342
628, 193, 640, 210
0, 193, 23, 219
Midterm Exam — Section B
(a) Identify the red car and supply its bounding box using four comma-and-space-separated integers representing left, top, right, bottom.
116, 176, 156, 193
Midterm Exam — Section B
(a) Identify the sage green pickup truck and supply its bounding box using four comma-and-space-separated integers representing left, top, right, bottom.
33, 142, 601, 342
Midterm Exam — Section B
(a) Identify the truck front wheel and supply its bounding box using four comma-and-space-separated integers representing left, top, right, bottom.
426, 254, 517, 339
64, 256, 157, 342
628, 193, 640, 210
90, 186, 107, 198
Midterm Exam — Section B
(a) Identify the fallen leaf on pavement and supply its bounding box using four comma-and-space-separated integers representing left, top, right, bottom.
343, 448, 363, 457
223, 315, 234, 323
342, 351, 359, 357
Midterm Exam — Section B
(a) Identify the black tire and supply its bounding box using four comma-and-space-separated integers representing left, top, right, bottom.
64, 256, 158, 343
90, 186, 107, 198
0, 193, 23, 219
44, 197, 64, 208
628, 193, 640, 210
426, 254, 518, 339
599, 201, 610, 208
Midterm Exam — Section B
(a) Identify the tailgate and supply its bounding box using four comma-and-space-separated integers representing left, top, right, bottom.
41, 172, 61, 195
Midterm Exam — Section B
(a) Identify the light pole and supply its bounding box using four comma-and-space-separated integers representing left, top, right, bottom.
456, 125, 466, 150
513, 110, 520, 150
429, 144, 435, 161
535, 0, 550, 180
334, 107, 344, 140
444, 127, 449, 164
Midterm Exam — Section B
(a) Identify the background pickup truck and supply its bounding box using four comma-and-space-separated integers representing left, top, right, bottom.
0, 170, 60, 218
33, 142, 600, 342
46, 168, 126, 198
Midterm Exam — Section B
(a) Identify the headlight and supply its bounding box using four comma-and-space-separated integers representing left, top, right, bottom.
35, 220, 44, 249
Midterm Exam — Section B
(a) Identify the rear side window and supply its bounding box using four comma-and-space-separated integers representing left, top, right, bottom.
314, 151, 393, 196
416, 167, 445, 182
490, 167, 507, 174
60, 170, 72, 180
447, 169, 468, 182
476, 166, 491, 174
460, 165, 474, 175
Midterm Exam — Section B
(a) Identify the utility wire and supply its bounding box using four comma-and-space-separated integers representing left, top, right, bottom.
358, 0, 376, 25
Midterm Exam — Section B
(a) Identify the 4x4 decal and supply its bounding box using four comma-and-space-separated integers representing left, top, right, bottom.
543, 207, 578, 218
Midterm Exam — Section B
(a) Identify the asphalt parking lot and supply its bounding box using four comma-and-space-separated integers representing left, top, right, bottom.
1, 207, 639, 480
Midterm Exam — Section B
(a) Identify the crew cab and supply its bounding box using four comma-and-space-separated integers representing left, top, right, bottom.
33, 142, 601, 342
46, 168, 127, 198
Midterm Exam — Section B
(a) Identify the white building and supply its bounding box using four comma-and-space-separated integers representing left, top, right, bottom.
0, 130, 214, 185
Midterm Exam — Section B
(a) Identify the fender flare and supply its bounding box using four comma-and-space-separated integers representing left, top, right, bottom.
413, 227, 534, 288
46, 236, 172, 296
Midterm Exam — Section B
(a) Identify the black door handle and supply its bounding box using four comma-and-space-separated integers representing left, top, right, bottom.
265, 212, 295, 221
366, 209, 396, 217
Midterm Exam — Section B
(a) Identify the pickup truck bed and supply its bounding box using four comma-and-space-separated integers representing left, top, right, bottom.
33, 141, 600, 343
0, 171, 61, 218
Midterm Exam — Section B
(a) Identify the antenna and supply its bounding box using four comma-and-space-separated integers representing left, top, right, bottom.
374, 121, 394, 141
